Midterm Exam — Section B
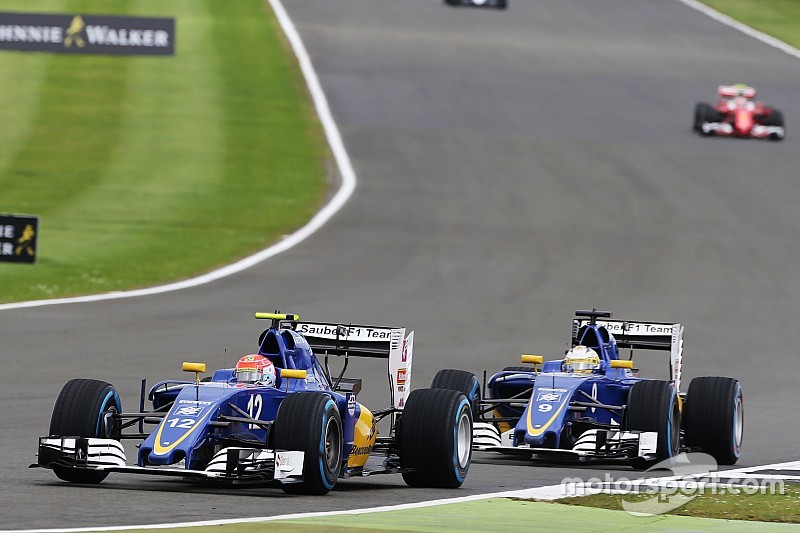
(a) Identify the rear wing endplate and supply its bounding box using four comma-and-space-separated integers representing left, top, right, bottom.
291, 322, 414, 409
572, 318, 684, 391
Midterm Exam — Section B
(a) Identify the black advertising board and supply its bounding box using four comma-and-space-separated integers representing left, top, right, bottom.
0, 12, 174, 55
0, 214, 38, 264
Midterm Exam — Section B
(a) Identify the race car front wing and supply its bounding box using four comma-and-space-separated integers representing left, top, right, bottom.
32, 437, 304, 483
472, 423, 658, 462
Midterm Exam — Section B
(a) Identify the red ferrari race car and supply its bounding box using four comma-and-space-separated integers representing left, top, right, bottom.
693, 84, 785, 141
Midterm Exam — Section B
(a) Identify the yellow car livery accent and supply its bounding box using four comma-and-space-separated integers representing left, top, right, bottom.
280, 369, 307, 380
527, 399, 569, 437
255, 312, 299, 321
153, 408, 214, 456
609, 360, 633, 369
348, 405, 377, 468
182, 362, 206, 373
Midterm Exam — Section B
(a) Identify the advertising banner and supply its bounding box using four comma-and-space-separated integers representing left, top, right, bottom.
0, 214, 38, 264
0, 12, 174, 55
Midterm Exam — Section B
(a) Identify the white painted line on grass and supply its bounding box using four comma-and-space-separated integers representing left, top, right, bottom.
0, 0, 356, 312
677, 0, 800, 60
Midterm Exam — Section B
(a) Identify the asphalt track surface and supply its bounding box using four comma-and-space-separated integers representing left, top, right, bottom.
2, 0, 800, 529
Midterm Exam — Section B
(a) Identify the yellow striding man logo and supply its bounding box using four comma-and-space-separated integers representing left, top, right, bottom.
15, 224, 36, 257
64, 16, 86, 48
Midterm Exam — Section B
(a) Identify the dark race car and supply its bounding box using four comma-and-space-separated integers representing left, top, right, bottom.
445, 0, 507, 10
694, 84, 784, 141
32, 313, 473, 494
432, 310, 743, 469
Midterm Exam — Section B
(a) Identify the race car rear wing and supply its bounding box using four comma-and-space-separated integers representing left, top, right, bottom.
572, 317, 684, 391
291, 321, 414, 410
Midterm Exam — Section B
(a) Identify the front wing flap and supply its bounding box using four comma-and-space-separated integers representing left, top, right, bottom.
33, 437, 304, 483
472, 423, 658, 462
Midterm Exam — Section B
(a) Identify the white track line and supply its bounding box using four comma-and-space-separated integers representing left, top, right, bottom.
0, 485, 566, 533
677, 0, 800, 60
10, 459, 800, 533
0, 0, 356, 312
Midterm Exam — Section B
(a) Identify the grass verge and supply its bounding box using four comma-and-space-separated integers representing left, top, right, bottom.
0, 0, 328, 303
699, 0, 800, 49
60, 498, 800, 533
559, 483, 800, 524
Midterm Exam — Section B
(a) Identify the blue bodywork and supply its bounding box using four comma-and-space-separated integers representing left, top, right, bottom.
488, 320, 646, 450
138, 327, 359, 471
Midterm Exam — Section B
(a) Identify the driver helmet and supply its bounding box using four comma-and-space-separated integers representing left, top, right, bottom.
564, 345, 600, 374
235, 354, 276, 386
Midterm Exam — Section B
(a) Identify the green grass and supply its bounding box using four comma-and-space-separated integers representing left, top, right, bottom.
559, 483, 800, 524
699, 0, 800, 49
60, 498, 800, 532
0, 0, 328, 303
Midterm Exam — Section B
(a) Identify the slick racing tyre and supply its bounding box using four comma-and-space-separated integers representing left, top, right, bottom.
765, 110, 785, 141
626, 380, 680, 467
273, 392, 343, 495
683, 377, 743, 465
431, 369, 481, 419
49, 379, 122, 484
694, 103, 725, 136
400, 388, 472, 488
694, 103, 711, 132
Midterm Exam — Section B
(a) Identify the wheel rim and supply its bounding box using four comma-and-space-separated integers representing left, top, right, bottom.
324, 416, 342, 473
456, 411, 471, 468
733, 392, 744, 449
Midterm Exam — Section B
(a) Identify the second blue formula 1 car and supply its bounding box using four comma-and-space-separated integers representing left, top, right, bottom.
432, 309, 743, 468
33, 313, 473, 494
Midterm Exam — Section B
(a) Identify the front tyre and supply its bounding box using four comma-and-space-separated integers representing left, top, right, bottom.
766, 110, 785, 141
400, 388, 472, 488
694, 102, 711, 131
49, 379, 122, 484
626, 380, 680, 467
273, 392, 343, 495
683, 377, 743, 465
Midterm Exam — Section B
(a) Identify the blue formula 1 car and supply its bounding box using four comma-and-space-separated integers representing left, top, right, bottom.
432, 310, 743, 469
33, 313, 473, 494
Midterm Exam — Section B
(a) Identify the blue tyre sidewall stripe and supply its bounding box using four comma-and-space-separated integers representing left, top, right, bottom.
94, 389, 121, 437
452, 397, 470, 483
319, 398, 337, 490
666, 388, 676, 458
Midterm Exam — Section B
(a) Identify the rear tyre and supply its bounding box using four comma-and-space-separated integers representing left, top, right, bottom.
683, 377, 743, 465
49, 379, 122, 484
400, 388, 472, 488
626, 380, 680, 468
431, 369, 481, 419
273, 392, 343, 495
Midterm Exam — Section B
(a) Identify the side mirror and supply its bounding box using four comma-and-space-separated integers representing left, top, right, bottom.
609, 360, 633, 369
520, 354, 543, 365
182, 362, 206, 384
280, 368, 308, 392
280, 369, 308, 380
